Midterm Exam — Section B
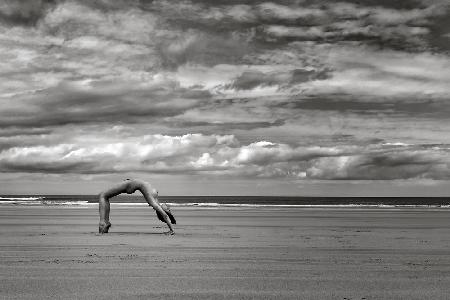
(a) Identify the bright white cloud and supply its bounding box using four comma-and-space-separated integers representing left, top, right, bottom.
1, 133, 449, 180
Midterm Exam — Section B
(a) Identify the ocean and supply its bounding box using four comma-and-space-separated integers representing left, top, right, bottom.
1, 195, 450, 208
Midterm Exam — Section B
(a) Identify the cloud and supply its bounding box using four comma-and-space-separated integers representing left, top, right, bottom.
233, 141, 343, 165
302, 46, 450, 99
158, 30, 250, 68
0, 133, 338, 175
257, 2, 326, 24
262, 23, 430, 48
307, 144, 450, 180
154, 0, 447, 51
1, 133, 449, 180
262, 25, 327, 40
153, 1, 257, 28
0, 134, 240, 174
0, 0, 450, 190
0, 78, 209, 128
42, 1, 159, 44
0, 0, 53, 26
230, 69, 318, 90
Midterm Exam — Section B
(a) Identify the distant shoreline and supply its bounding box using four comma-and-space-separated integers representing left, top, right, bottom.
2, 195, 450, 207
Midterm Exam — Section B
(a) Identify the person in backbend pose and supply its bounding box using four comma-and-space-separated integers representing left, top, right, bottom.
98, 179, 176, 235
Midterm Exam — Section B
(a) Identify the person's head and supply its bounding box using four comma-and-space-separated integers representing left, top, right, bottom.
125, 185, 137, 194
125, 180, 138, 194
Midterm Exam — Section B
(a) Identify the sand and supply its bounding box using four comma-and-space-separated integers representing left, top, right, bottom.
1, 206, 450, 299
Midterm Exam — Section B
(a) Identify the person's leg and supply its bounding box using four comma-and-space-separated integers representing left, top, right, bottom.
160, 203, 176, 224
99, 195, 111, 233
152, 204, 175, 234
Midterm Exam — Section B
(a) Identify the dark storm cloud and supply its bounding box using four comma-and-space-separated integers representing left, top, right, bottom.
165, 119, 285, 131
154, 0, 448, 52
307, 144, 450, 180
0, 81, 209, 128
0, 0, 55, 26
0, 128, 55, 153
230, 69, 330, 90
0, 159, 98, 174
275, 96, 449, 118
0, 128, 52, 138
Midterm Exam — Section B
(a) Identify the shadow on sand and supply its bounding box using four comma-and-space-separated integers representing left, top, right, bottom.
93, 232, 170, 236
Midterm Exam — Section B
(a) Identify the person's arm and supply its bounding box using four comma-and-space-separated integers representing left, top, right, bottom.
98, 181, 129, 233
139, 183, 175, 234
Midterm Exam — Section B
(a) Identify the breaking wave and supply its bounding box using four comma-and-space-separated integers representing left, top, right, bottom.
0, 198, 449, 209
1, 195, 450, 208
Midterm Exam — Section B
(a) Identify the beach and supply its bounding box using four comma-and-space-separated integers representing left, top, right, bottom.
1, 206, 450, 299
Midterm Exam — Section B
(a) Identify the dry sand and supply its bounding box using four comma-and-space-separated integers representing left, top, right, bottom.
1, 206, 450, 299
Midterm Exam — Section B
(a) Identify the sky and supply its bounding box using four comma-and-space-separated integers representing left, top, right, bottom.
0, 0, 450, 196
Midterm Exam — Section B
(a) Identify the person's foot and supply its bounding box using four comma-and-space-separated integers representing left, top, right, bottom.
99, 222, 111, 234
164, 230, 175, 235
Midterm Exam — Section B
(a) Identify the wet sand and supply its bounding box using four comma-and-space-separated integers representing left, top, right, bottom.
1, 206, 450, 299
